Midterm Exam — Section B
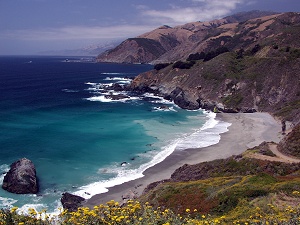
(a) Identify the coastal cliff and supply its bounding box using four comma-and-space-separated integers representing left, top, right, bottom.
130, 52, 300, 124
100, 11, 300, 124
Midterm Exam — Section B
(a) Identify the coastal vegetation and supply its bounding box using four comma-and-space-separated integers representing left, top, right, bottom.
1, 11, 300, 225
1, 191, 300, 224
2, 136, 300, 224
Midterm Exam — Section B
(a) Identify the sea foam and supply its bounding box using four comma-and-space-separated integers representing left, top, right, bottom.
73, 111, 231, 200
176, 112, 231, 150
73, 141, 178, 199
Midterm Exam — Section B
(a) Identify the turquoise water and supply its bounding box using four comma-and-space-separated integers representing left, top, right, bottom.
0, 56, 230, 213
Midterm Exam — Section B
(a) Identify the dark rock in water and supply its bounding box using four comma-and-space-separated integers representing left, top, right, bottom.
158, 105, 169, 110
121, 162, 127, 166
105, 94, 130, 100
61, 192, 85, 212
130, 156, 139, 161
2, 158, 39, 194
112, 83, 124, 91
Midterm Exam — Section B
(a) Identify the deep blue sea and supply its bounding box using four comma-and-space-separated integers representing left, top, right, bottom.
0, 56, 230, 214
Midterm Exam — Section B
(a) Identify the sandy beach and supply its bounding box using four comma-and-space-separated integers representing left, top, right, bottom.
84, 112, 283, 208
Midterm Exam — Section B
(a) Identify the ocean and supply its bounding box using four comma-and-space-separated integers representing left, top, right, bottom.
0, 56, 230, 214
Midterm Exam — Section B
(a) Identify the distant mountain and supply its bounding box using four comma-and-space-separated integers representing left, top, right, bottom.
97, 10, 283, 63
223, 10, 278, 23
38, 40, 121, 56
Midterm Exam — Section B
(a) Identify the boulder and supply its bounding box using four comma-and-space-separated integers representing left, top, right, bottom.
111, 83, 124, 91
105, 94, 130, 100
167, 87, 200, 110
240, 107, 257, 113
61, 192, 85, 212
2, 158, 39, 194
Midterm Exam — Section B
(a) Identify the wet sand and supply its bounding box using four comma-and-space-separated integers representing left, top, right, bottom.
84, 112, 283, 208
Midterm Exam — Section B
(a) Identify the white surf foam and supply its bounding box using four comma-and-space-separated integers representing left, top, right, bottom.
142, 93, 174, 105
17, 203, 47, 214
176, 112, 231, 150
0, 197, 18, 208
73, 110, 231, 199
0, 164, 9, 183
85, 82, 97, 86
86, 95, 140, 103
101, 73, 123, 75
153, 106, 177, 112
73, 141, 177, 199
104, 77, 131, 81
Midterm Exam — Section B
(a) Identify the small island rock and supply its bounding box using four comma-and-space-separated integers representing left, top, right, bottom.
2, 158, 39, 194
61, 192, 85, 212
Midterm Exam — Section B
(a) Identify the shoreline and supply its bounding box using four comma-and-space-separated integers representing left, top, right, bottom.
84, 112, 283, 208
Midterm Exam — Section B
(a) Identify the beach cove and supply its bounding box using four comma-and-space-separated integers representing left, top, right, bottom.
84, 112, 283, 207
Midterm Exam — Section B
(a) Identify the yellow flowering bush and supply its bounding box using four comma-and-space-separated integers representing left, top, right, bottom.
1, 197, 300, 224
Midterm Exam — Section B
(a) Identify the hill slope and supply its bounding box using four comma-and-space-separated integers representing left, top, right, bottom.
97, 11, 297, 64
130, 52, 300, 124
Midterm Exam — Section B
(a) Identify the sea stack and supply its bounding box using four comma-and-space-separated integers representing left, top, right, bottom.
61, 192, 85, 212
2, 158, 39, 194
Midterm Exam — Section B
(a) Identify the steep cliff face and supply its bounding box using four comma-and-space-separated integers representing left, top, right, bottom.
130, 52, 300, 124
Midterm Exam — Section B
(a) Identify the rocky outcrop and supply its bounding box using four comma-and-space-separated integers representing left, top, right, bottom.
164, 87, 200, 110
2, 158, 39, 194
105, 94, 130, 101
278, 123, 300, 158
61, 192, 85, 212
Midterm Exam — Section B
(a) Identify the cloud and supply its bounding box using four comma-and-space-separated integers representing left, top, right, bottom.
0, 0, 246, 46
0, 25, 157, 41
140, 0, 244, 25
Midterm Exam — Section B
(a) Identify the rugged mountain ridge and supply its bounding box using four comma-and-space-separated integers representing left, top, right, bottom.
97, 10, 281, 63
128, 12, 300, 125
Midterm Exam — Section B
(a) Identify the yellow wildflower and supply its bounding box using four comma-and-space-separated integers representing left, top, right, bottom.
10, 207, 18, 213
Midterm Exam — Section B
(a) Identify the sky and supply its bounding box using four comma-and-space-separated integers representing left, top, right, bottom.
0, 0, 299, 55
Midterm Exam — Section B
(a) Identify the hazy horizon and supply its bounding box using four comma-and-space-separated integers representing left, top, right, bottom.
1, 0, 299, 55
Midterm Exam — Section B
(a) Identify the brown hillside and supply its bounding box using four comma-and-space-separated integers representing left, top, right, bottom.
97, 11, 283, 64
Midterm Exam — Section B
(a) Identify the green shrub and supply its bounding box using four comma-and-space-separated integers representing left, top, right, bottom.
172, 61, 195, 69
187, 52, 206, 61
154, 63, 171, 70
